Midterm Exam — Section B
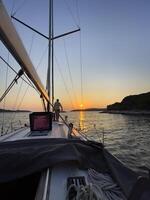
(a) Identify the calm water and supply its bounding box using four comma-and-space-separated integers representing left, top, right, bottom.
0, 111, 150, 175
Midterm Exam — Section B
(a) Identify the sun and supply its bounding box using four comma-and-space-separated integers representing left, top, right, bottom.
79, 104, 83, 108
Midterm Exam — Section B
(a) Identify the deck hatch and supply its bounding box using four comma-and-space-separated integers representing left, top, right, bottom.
67, 176, 86, 199
29, 131, 49, 137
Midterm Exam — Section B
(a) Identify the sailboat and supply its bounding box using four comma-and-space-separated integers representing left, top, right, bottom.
0, 0, 150, 199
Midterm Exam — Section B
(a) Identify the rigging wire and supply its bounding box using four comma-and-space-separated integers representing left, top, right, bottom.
76, 0, 84, 107
4, 87, 26, 133
8, 33, 36, 129
11, 0, 16, 16
79, 32, 83, 106
63, 0, 80, 28
54, 55, 75, 109
75, 0, 81, 26
1, 0, 83, 133
11, 1, 49, 114
15, 45, 49, 112
13, 79, 24, 110
0, 33, 39, 103
64, 0, 84, 107
5, 32, 41, 132
22, 32, 41, 92
1, 53, 9, 135
1, 2, 39, 93
5, 78, 24, 134
0, 56, 37, 90
0, 69, 24, 103
63, 39, 78, 107
11, 0, 26, 16
5, 2, 39, 132
8, 44, 49, 130
1, 1, 49, 133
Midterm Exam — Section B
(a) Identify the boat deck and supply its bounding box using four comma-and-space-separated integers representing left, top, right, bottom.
0, 122, 89, 200
49, 162, 88, 200
0, 121, 68, 142
0, 122, 130, 200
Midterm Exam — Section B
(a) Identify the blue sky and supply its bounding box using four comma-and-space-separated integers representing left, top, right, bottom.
1, 0, 150, 110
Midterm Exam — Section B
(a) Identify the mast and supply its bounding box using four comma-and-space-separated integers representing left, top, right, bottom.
47, 0, 52, 111
51, 0, 54, 106
47, 0, 54, 111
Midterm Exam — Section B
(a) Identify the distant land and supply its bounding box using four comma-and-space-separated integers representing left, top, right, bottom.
71, 108, 106, 112
0, 108, 31, 112
106, 92, 150, 113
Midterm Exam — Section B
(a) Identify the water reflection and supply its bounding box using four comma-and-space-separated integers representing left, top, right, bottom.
64, 111, 150, 175
79, 111, 85, 131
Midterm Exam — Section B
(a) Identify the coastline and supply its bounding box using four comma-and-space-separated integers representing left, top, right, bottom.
0, 109, 30, 113
71, 108, 106, 112
101, 110, 150, 115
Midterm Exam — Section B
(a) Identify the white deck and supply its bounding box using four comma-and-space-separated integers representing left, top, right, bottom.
49, 162, 88, 200
0, 121, 68, 142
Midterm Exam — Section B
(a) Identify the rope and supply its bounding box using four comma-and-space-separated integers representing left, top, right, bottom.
66, 169, 126, 200
87, 169, 126, 200
66, 183, 98, 200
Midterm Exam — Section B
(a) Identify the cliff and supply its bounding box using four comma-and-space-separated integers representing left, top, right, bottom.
107, 92, 150, 111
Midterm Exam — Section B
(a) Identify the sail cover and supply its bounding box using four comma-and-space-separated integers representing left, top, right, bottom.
0, 0, 49, 102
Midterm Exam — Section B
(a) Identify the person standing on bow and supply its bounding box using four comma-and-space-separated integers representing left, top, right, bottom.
53, 99, 63, 121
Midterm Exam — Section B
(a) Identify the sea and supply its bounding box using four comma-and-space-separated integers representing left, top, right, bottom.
0, 111, 150, 176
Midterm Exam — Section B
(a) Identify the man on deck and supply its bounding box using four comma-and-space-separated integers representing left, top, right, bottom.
53, 99, 63, 121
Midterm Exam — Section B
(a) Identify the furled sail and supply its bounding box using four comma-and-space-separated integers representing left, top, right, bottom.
0, 0, 49, 102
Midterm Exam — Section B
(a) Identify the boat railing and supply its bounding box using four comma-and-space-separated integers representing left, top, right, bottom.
0, 120, 28, 136
67, 120, 105, 144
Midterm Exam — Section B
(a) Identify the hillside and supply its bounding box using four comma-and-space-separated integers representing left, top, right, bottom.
107, 92, 150, 110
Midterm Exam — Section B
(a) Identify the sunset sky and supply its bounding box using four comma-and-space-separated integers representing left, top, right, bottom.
1, 0, 150, 111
